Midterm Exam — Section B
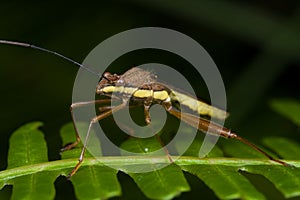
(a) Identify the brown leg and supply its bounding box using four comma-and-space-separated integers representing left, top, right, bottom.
142, 90, 153, 124
61, 99, 113, 152
67, 102, 127, 178
144, 101, 173, 163
144, 104, 151, 124
167, 106, 292, 167
154, 134, 173, 163
230, 133, 292, 167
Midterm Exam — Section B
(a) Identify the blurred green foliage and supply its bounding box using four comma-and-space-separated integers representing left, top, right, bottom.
0, 0, 299, 199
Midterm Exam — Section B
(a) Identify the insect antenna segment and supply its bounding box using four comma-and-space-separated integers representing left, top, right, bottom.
0, 40, 100, 77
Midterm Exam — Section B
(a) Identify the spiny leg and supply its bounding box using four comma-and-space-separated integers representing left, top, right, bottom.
67, 102, 127, 178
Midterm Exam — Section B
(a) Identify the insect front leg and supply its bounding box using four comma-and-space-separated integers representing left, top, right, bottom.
61, 99, 113, 152
67, 102, 127, 178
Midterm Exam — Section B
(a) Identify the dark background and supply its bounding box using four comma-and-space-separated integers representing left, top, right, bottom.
0, 1, 299, 199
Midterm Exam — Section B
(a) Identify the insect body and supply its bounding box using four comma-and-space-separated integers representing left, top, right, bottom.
91, 67, 291, 170
97, 67, 228, 123
0, 40, 291, 178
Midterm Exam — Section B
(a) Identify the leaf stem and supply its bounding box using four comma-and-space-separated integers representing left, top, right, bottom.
0, 156, 297, 182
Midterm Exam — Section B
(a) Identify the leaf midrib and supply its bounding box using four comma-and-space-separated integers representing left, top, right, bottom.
1, 156, 298, 183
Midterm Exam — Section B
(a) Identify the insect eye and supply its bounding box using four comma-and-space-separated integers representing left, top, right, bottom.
103, 72, 111, 80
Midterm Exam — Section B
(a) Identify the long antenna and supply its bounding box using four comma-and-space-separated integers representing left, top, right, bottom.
0, 40, 100, 77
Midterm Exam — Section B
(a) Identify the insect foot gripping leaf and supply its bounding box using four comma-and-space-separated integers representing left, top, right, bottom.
59, 123, 122, 200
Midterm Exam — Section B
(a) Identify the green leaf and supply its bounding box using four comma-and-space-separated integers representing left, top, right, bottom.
262, 137, 300, 160
120, 137, 190, 199
270, 99, 300, 126
60, 122, 88, 159
245, 165, 300, 199
7, 122, 47, 169
181, 165, 266, 200
120, 137, 165, 155
5, 122, 56, 200
60, 123, 121, 200
128, 164, 190, 199
181, 134, 224, 158
10, 172, 57, 200
220, 139, 271, 159
1, 122, 300, 200
71, 166, 121, 200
